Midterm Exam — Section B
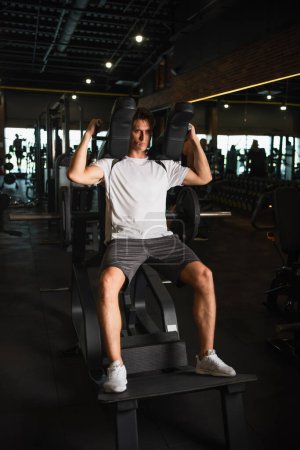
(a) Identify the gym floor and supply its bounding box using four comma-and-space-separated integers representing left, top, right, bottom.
0, 178, 299, 450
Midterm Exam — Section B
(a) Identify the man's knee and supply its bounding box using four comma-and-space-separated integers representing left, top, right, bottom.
99, 267, 125, 298
197, 265, 213, 288
181, 261, 214, 289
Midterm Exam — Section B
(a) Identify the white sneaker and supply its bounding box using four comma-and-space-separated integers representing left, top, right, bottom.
103, 360, 127, 393
195, 350, 236, 377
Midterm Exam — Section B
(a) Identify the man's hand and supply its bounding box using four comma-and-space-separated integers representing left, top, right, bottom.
86, 118, 103, 138
182, 123, 212, 186
183, 124, 199, 156
67, 118, 104, 185
185, 123, 197, 141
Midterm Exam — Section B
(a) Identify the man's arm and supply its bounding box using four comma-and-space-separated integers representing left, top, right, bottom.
67, 119, 104, 185
182, 124, 212, 186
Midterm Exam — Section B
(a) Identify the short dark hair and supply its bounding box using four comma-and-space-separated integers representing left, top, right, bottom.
132, 107, 155, 131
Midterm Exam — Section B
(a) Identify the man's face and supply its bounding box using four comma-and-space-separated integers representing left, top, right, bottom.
129, 119, 151, 153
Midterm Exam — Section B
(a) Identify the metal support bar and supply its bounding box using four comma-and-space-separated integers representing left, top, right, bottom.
115, 400, 139, 450
166, 211, 231, 219
141, 265, 179, 333
133, 269, 161, 334
122, 287, 137, 335
36, 112, 46, 203
9, 213, 60, 220
72, 263, 103, 381
221, 383, 249, 450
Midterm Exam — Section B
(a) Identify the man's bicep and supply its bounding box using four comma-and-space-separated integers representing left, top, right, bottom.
84, 164, 104, 184
182, 168, 204, 186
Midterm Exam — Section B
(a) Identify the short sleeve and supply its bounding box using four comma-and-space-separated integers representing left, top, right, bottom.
89, 158, 113, 185
162, 160, 189, 189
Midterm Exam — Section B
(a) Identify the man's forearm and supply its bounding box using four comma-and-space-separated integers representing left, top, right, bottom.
68, 131, 92, 177
192, 140, 212, 180
185, 139, 212, 182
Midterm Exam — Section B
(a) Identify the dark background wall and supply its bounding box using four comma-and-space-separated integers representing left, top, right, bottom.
139, 23, 300, 109
172, 1, 297, 76
4, 90, 118, 128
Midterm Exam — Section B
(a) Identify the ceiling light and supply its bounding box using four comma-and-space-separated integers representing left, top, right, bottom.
266, 94, 272, 100
105, 61, 112, 69
135, 35, 144, 43
280, 105, 287, 110
71, 94, 77, 100
85, 78, 92, 84
224, 103, 229, 109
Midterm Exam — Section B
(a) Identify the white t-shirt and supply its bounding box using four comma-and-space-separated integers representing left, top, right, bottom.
92, 156, 189, 242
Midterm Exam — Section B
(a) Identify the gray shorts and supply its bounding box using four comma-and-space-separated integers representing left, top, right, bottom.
100, 234, 200, 287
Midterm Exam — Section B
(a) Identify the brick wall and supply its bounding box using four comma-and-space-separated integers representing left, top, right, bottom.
139, 24, 300, 110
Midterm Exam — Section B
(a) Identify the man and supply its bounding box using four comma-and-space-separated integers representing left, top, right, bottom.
13, 134, 26, 169
68, 107, 236, 393
247, 139, 267, 177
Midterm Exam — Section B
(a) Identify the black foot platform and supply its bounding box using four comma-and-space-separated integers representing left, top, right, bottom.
98, 368, 257, 450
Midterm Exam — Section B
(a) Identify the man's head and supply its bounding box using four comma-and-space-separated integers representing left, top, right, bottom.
129, 107, 155, 156
132, 107, 155, 131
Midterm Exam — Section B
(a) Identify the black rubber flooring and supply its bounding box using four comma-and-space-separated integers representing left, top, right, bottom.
0, 181, 299, 450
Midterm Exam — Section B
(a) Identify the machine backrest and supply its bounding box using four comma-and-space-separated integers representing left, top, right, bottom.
273, 186, 300, 257
105, 97, 137, 159
150, 102, 194, 160
96, 97, 135, 253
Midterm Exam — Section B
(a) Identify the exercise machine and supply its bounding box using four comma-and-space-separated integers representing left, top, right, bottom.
70, 97, 257, 450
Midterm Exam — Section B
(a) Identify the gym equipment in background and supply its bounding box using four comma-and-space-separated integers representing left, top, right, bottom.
0, 193, 22, 236
264, 186, 300, 366
1, 154, 18, 190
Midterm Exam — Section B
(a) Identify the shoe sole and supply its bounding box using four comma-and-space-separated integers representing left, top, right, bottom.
103, 385, 127, 393
195, 369, 236, 377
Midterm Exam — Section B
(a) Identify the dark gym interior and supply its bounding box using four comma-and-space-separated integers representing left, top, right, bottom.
1, 1, 300, 449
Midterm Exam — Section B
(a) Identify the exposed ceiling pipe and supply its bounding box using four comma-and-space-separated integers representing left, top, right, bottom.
57, 0, 90, 53
32, 4, 41, 65
107, 0, 139, 65
169, 0, 218, 42
40, 6, 67, 72
137, 0, 219, 83
104, 0, 156, 89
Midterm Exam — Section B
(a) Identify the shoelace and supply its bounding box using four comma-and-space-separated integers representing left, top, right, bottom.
108, 365, 122, 376
203, 355, 223, 367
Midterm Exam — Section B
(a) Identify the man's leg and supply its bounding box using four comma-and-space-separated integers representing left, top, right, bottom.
179, 261, 216, 357
97, 266, 126, 364
179, 260, 236, 376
